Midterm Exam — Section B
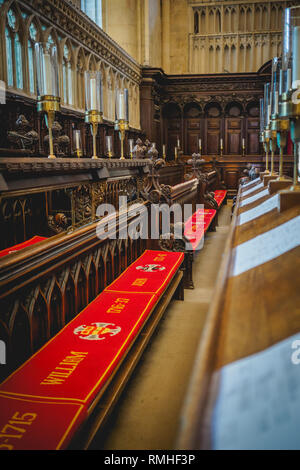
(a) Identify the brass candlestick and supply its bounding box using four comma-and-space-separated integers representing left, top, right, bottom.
290, 118, 300, 191
85, 110, 103, 159
175, 147, 178, 162
263, 130, 270, 174
278, 6, 300, 192
115, 119, 129, 160
37, 95, 60, 159
268, 128, 278, 176
280, 90, 300, 191
274, 118, 290, 181
73, 130, 83, 158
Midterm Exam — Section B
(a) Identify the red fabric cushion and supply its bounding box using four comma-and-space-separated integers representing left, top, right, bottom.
184, 209, 216, 251
0, 250, 183, 449
104, 250, 184, 297
0, 236, 47, 259
0, 395, 86, 450
214, 190, 227, 207
0, 291, 159, 449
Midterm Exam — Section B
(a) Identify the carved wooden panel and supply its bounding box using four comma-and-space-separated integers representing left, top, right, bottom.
0, 225, 148, 381
224, 170, 240, 189
247, 118, 260, 155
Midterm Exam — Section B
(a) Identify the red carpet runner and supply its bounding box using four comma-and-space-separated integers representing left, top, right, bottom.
0, 250, 183, 450
0, 236, 47, 259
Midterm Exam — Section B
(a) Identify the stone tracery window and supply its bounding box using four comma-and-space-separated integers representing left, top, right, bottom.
194, 10, 199, 34
5, 26, 13, 87
28, 22, 38, 94
62, 43, 73, 105
5, 8, 23, 90
76, 48, 86, 110
81, 0, 102, 28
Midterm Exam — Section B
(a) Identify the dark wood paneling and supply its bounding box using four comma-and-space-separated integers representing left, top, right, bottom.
141, 68, 272, 160
247, 117, 260, 155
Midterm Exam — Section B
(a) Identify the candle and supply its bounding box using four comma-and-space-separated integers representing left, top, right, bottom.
220, 138, 223, 148
177, 139, 180, 148
175, 147, 178, 160
43, 52, 52, 95
119, 92, 125, 120
106, 136, 112, 152
124, 89, 129, 122
99, 78, 103, 113
75, 131, 80, 150
163, 144, 166, 156
292, 26, 300, 88
199, 138, 202, 150
90, 78, 97, 110
129, 139, 133, 152
275, 90, 279, 114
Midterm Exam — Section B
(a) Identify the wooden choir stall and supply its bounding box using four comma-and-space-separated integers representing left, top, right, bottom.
177, 172, 300, 450
0, 0, 300, 453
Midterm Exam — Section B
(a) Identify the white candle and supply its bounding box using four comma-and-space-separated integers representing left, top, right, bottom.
90, 78, 97, 110
199, 138, 202, 150
275, 90, 279, 114
119, 92, 125, 120
242, 138, 245, 147
124, 89, 129, 121
292, 26, 300, 88
75, 131, 80, 150
43, 52, 52, 95
175, 147, 178, 159
129, 139, 133, 152
177, 139, 180, 148
220, 138, 223, 148
163, 144, 166, 155
107, 136, 112, 152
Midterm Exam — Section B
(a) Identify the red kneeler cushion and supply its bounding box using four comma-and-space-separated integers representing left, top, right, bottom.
214, 190, 227, 207
105, 250, 184, 297
0, 236, 47, 259
0, 250, 183, 450
184, 209, 216, 251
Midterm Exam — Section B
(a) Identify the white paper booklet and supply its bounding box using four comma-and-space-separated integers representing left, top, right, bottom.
240, 188, 269, 207
241, 177, 260, 189
238, 194, 279, 226
232, 215, 300, 277
212, 333, 300, 450
242, 181, 264, 197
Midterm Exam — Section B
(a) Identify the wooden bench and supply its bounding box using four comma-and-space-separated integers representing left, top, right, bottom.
159, 208, 217, 289
176, 177, 300, 450
0, 249, 184, 450
198, 172, 227, 212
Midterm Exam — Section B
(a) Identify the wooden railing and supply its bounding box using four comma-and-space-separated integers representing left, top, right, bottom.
0, 201, 149, 382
